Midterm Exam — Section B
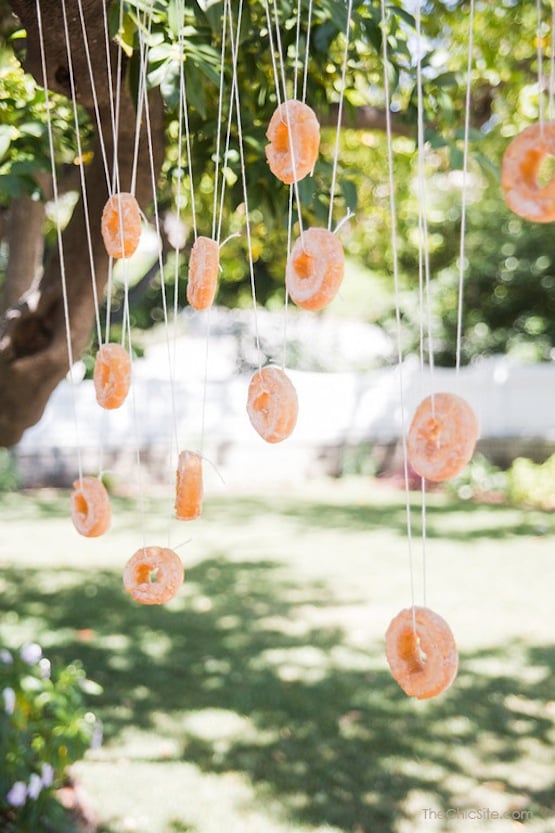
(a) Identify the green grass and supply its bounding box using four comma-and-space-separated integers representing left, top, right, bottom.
1, 478, 555, 833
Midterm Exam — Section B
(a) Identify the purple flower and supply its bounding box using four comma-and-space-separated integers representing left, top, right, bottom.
20, 643, 42, 665
0, 649, 13, 664
27, 773, 42, 800
38, 658, 51, 679
40, 763, 54, 788
2, 687, 15, 715
90, 721, 103, 750
7, 781, 27, 807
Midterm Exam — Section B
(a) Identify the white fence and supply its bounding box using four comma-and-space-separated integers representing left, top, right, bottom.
14, 341, 555, 487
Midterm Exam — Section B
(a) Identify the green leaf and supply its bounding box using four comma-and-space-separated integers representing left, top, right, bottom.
0, 125, 16, 161
340, 178, 358, 212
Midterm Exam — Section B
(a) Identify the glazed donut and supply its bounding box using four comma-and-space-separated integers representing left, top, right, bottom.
123, 546, 184, 605
407, 392, 478, 482
187, 236, 220, 310
286, 228, 345, 311
175, 450, 203, 520
385, 606, 458, 700
265, 99, 320, 184
101, 192, 142, 258
70, 476, 111, 538
246, 366, 298, 443
93, 343, 132, 410
501, 122, 555, 223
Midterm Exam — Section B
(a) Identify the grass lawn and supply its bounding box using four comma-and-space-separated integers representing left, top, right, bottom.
1, 477, 554, 833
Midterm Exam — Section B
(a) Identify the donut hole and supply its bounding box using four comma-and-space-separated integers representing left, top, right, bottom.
536, 153, 555, 187
399, 629, 427, 674
253, 390, 270, 415
274, 120, 290, 153
294, 251, 314, 280
136, 563, 160, 585
425, 417, 442, 446
73, 493, 89, 520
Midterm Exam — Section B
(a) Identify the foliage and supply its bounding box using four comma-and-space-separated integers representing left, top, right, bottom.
3, 0, 555, 366
447, 452, 510, 503
507, 453, 555, 509
0, 39, 91, 203
0, 448, 19, 491
448, 450, 555, 510
0, 643, 101, 833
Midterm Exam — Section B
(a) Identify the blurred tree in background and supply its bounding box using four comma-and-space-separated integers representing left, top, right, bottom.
0, 0, 554, 445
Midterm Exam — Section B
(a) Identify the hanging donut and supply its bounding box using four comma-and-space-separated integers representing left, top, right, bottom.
265, 99, 320, 184
385, 606, 458, 699
286, 227, 345, 311
246, 366, 298, 443
501, 122, 555, 223
123, 546, 184, 605
101, 192, 142, 258
407, 392, 478, 482
175, 450, 203, 520
93, 343, 132, 410
70, 476, 111, 538
187, 236, 220, 310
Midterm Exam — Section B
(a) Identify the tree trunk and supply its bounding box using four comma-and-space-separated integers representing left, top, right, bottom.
0, 0, 164, 448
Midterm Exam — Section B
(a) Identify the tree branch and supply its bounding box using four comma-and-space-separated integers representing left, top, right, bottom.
0, 0, 165, 447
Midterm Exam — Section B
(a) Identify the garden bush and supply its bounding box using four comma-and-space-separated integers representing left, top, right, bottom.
0, 643, 101, 833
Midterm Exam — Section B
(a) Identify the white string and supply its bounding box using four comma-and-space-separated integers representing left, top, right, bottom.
129, 5, 150, 198
212, 1, 229, 242
173, 0, 186, 336
137, 11, 181, 463
328, 0, 354, 231
102, 0, 126, 344
35, 0, 83, 483
227, 0, 262, 366
109, 1, 125, 197
293, 0, 302, 101
60, 0, 102, 351
216, 65, 236, 245
537, 0, 545, 131
550, 0, 555, 122
415, 0, 432, 611
455, 0, 475, 376
179, 39, 198, 241
264, 1, 282, 108
301, 0, 314, 104
270, 0, 305, 238
284, 0, 308, 370
415, 3, 434, 395
75, 0, 112, 195
380, 0, 416, 616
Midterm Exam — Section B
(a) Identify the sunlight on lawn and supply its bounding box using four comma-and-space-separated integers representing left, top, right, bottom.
1, 478, 554, 833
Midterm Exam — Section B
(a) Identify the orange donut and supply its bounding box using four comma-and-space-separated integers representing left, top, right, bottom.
101, 192, 142, 258
246, 366, 298, 443
385, 606, 458, 700
175, 450, 203, 520
123, 546, 184, 605
93, 343, 132, 410
407, 392, 479, 482
70, 476, 111, 538
286, 228, 345, 311
501, 122, 555, 223
265, 99, 320, 184
187, 236, 220, 310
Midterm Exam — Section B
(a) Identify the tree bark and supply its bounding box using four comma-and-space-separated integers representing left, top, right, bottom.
1, 186, 46, 313
0, 0, 164, 447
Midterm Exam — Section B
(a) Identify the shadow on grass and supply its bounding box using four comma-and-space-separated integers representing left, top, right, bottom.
1, 554, 554, 833
203, 492, 555, 541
